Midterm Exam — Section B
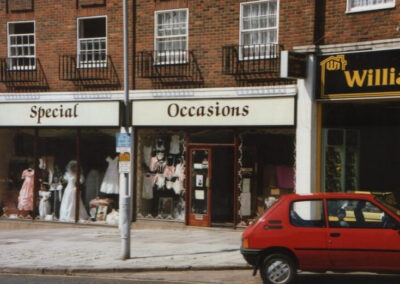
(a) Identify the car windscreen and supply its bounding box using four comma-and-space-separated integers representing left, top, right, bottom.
375, 197, 400, 217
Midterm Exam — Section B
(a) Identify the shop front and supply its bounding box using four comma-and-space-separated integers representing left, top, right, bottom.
132, 96, 296, 228
317, 49, 400, 201
0, 101, 122, 225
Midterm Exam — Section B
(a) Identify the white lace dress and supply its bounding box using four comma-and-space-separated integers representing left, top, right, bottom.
100, 156, 119, 194
59, 171, 89, 222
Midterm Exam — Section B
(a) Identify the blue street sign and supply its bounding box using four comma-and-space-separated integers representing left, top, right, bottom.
116, 133, 131, 152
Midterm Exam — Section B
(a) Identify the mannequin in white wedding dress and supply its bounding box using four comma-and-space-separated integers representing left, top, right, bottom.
59, 160, 88, 222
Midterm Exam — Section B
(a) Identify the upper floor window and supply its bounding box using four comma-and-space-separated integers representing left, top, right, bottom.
347, 0, 395, 13
77, 16, 107, 68
240, 0, 278, 60
8, 21, 35, 70
155, 9, 188, 64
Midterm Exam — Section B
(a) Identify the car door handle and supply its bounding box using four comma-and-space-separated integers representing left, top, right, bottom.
330, 232, 341, 238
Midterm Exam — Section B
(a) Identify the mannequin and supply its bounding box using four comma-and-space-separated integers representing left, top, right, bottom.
50, 166, 63, 219
17, 167, 35, 212
39, 156, 55, 185
38, 188, 51, 219
100, 156, 119, 195
59, 160, 88, 222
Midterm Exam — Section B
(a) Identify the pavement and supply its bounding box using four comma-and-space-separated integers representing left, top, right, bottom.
2, 271, 400, 284
0, 224, 249, 274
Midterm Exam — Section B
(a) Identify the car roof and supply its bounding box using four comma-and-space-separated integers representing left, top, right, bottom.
281, 192, 376, 201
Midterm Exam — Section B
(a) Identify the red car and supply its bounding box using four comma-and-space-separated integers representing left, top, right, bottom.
241, 193, 400, 284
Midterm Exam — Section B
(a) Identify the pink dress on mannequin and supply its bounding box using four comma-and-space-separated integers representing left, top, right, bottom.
18, 169, 35, 211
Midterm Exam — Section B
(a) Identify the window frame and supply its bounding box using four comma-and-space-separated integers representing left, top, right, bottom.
289, 199, 326, 228
326, 198, 399, 229
7, 20, 36, 71
239, 0, 279, 61
154, 8, 189, 65
346, 0, 395, 13
76, 15, 108, 69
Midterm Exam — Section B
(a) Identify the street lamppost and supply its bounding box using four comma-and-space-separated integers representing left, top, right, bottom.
120, 0, 131, 260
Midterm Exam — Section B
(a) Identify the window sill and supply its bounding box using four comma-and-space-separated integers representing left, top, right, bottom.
346, 3, 395, 14
153, 61, 189, 66
239, 56, 278, 61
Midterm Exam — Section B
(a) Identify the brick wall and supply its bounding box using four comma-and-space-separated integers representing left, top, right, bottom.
135, 0, 316, 90
322, 1, 400, 45
0, 0, 133, 92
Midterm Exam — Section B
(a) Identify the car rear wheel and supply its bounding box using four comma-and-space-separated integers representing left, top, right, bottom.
260, 253, 296, 284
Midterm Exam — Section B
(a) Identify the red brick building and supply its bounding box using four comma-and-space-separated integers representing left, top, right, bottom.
0, 0, 133, 92
1, 0, 399, 228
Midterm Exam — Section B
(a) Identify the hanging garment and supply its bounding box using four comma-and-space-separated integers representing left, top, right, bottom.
174, 162, 186, 185
38, 191, 51, 219
153, 173, 165, 190
85, 169, 102, 205
163, 165, 175, 180
149, 156, 158, 172
172, 179, 182, 195
100, 156, 120, 194
18, 169, 35, 211
155, 139, 166, 152
276, 165, 295, 189
143, 146, 152, 168
59, 162, 89, 222
169, 135, 181, 155
142, 174, 154, 200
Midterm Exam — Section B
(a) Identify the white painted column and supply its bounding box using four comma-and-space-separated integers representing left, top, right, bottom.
295, 55, 318, 195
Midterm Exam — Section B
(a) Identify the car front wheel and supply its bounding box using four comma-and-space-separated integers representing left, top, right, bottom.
260, 253, 296, 284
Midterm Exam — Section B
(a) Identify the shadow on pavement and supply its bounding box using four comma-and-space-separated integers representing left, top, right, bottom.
295, 273, 400, 284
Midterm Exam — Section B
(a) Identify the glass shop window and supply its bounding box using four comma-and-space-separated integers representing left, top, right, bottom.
136, 129, 186, 221
0, 129, 35, 219
80, 129, 119, 225
37, 129, 80, 223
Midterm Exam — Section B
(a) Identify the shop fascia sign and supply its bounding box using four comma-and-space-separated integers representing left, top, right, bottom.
131, 97, 295, 126
0, 101, 120, 127
318, 49, 400, 99
280, 50, 307, 79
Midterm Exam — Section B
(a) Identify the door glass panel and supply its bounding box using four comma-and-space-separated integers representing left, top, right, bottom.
327, 199, 397, 229
191, 150, 209, 215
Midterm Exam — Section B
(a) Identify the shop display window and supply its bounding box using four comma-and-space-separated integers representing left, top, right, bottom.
237, 130, 295, 226
0, 128, 120, 225
136, 129, 186, 221
0, 129, 35, 219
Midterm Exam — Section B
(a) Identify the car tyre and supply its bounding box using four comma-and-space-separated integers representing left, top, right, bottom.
260, 253, 296, 284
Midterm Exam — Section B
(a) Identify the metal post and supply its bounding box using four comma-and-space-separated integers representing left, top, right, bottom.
121, 0, 131, 260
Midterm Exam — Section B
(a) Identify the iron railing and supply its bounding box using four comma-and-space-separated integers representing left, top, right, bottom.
222, 44, 281, 75
59, 54, 120, 89
136, 50, 203, 86
0, 58, 48, 91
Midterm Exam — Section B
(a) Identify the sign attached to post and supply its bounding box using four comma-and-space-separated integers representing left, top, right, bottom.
119, 152, 131, 174
317, 49, 400, 99
131, 97, 295, 126
280, 50, 307, 79
0, 101, 120, 127
116, 133, 131, 153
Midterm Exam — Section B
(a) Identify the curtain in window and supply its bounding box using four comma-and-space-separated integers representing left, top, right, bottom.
156, 10, 188, 63
241, 0, 277, 58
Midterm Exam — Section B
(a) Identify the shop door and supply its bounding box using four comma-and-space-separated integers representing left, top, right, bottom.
189, 147, 212, 227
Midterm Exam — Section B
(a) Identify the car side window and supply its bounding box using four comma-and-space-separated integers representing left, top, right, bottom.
290, 200, 325, 228
327, 199, 398, 229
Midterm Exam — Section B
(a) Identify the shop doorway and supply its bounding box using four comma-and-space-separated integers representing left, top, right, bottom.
188, 146, 235, 227
211, 147, 234, 225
